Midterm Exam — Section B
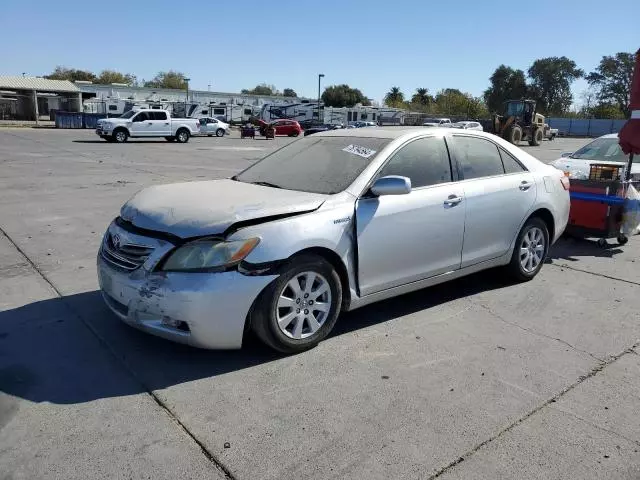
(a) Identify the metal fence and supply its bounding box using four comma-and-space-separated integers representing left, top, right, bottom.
545, 118, 626, 137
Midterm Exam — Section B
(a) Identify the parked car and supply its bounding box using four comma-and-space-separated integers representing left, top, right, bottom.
450, 121, 483, 131
270, 119, 303, 137
545, 125, 558, 141
348, 121, 376, 128
96, 109, 200, 143
304, 124, 342, 136
423, 118, 452, 127
549, 133, 639, 180
198, 117, 230, 137
98, 128, 570, 353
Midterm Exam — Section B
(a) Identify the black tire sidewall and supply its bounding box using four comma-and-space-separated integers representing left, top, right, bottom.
114, 129, 127, 143
252, 255, 342, 353
509, 217, 549, 281
216, 129, 224, 137
176, 129, 189, 143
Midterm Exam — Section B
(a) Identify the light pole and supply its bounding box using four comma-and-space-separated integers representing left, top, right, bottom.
317, 73, 325, 122
184, 77, 191, 117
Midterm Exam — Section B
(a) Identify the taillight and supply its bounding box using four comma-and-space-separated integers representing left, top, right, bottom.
560, 175, 570, 191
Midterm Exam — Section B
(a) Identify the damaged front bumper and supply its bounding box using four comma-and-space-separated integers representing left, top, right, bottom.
97, 222, 277, 349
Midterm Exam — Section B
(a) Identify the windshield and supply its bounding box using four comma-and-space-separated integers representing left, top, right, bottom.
505, 102, 524, 117
571, 137, 632, 162
235, 136, 391, 194
119, 110, 136, 119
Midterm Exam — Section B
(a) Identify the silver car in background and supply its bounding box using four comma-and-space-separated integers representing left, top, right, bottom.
98, 128, 570, 353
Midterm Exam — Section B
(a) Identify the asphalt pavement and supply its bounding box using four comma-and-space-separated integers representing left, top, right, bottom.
1, 128, 639, 479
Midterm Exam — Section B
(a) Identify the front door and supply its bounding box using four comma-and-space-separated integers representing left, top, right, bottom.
129, 111, 150, 136
355, 136, 465, 296
449, 134, 537, 267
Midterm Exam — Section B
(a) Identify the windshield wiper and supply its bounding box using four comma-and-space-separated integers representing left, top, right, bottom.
250, 181, 282, 189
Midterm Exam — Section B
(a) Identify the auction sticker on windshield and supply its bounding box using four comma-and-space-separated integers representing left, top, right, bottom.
342, 144, 377, 158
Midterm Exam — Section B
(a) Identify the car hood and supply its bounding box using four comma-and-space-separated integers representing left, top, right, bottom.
550, 157, 640, 174
120, 179, 328, 238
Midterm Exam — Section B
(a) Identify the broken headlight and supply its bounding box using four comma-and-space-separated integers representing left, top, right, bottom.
161, 238, 259, 272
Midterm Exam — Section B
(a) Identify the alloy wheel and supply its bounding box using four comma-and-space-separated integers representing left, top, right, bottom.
276, 271, 332, 339
520, 226, 545, 273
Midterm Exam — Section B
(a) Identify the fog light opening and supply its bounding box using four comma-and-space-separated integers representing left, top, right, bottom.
161, 316, 190, 332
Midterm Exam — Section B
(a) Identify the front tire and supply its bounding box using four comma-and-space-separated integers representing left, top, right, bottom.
216, 128, 225, 137
250, 254, 342, 353
507, 217, 549, 282
505, 125, 522, 145
113, 129, 128, 143
175, 129, 190, 143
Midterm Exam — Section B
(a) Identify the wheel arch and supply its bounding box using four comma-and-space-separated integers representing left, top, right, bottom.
528, 207, 555, 243
288, 247, 351, 312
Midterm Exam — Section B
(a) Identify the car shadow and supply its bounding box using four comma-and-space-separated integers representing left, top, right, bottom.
72, 140, 171, 144
546, 236, 624, 262
0, 269, 512, 406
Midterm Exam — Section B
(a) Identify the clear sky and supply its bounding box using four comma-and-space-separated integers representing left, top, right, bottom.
2, 0, 638, 105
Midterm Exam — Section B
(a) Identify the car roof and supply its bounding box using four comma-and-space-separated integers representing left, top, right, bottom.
314, 127, 497, 141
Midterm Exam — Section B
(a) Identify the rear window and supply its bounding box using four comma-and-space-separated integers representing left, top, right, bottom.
235, 137, 391, 194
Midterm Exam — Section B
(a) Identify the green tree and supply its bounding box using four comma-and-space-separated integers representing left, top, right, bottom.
435, 89, 488, 117
483, 65, 528, 113
241, 83, 279, 95
586, 52, 635, 118
384, 87, 405, 107
45, 66, 96, 82
321, 84, 371, 107
527, 56, 584, 115
95, 70, 137, 86
587, 102, 625, 119
410, 87, 434, 107
282, 88, 297, 97
144, 71, 188, 89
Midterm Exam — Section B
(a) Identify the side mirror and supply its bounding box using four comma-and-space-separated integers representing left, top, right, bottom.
561, 152, 573, 158
370, 176, 411, 196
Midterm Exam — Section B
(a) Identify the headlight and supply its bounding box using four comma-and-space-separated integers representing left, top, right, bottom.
161, 238, 259, 272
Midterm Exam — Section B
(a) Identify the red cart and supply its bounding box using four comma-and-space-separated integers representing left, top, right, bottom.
565, 164, 628, 246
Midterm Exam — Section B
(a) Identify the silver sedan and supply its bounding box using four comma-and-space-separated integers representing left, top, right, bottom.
97, 129, 570, 353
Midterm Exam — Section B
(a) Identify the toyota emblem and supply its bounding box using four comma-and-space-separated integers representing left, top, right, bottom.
112, 233, 121, 250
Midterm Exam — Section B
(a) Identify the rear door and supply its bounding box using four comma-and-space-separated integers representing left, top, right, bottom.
355, 136, 466, 295
449, 134, 537, 267
149, 111, 170, 136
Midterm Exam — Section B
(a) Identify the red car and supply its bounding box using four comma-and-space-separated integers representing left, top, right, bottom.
270, 119, 303, 137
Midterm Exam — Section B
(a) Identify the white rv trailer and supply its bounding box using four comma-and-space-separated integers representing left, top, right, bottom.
259, 101, 321, 122
323, 105, 404, 126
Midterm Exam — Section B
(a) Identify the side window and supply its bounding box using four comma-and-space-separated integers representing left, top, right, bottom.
132, 112, 147, 122
108, 105, 118, 111
153, 111, 167, 120
377, 137, 452, 188
499, 148, 526, 173
454, 136, 504, 179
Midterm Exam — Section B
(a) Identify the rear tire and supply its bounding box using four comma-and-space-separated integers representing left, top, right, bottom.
113, 129, 128, 143
617, 235, 628, 245
507, 217, 549, 282
175, 129, 190, 143
250, 254, 342, 354
529, 128, 543, 146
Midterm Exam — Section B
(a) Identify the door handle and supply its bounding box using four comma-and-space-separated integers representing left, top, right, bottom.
444, 194, 463, 206
148, 122, 153, 125
519, 181, 533, 191
165, 122, 170, 125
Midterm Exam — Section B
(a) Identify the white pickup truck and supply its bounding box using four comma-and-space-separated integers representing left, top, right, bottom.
96, 109, 200, 143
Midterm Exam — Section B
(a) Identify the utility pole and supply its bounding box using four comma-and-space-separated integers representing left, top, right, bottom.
318, 74, 325, 122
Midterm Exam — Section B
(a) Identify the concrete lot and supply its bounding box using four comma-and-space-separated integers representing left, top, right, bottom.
1, 128, 639, 480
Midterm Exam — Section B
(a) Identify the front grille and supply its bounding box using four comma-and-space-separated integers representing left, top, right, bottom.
100, 232, 154, 271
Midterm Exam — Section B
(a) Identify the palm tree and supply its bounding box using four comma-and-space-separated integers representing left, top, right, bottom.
411, 87, 431, 106
384, 87, 405, 107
